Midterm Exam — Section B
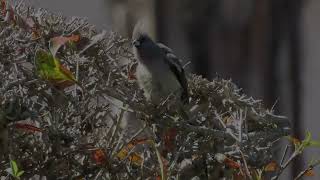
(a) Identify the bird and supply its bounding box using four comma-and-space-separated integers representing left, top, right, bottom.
132, 22, 189, 105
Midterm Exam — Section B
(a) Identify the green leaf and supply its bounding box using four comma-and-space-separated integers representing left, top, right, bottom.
10, 160, 18, 175
299, 131, 320, 149
17, 170, 24, 177
34, 48, 77, 89
308, 140, 320, 148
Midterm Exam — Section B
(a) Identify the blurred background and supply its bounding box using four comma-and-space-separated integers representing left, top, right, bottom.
22, 0, 320, 179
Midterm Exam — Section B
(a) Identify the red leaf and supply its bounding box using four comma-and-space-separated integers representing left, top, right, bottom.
233, 172, 246, 180
1, 0, 5, 16
92, 149, 107, 165
225, 157, 241, 169
162, 128, 177, 155
14, 123, 42, 133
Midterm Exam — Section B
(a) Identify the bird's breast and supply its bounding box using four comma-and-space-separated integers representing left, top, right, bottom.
136, 63, 181, 104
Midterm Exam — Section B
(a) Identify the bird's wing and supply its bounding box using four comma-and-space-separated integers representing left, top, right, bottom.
157, 43, 174, 54
157, 43, 189, 102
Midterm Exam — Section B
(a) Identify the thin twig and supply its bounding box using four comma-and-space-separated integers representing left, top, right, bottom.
108, 104, 127, 154
294, 160, 320, 180
239, 149, 253, 180
280, 145, 289, 166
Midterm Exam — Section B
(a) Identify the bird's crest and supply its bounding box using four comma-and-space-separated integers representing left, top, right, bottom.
132, 20, 149, 41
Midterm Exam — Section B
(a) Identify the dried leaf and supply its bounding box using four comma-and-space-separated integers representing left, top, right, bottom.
1, 0, 5, 16
288, 136, 301, 147
128, 152, 143, 166
304, 169, 315, 177
162, 128, 177, 154
49, 34, 80, 56
14, 123, 42, 133
233, 172, 246, 180
225, 157, 241, 169
264, 161, 278, 172
117, 138, 150, 166
92, 149, 107, 165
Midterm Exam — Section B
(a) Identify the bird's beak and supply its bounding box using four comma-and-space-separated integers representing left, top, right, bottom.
132, 40, 140, 47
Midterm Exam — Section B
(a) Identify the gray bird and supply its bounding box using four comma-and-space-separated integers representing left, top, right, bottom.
132, 23, 189, 105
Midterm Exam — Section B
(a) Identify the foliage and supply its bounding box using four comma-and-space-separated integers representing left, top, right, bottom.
6, 160, 24, 180
0, 1, 312, 179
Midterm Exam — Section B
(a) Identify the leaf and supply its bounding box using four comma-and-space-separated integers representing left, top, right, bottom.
287, 136, 301, 148
1, 0, 5, 16
233, 172, 246, 180
224, 157, 241, 169
127, 62, 137, 81
2, 1, 15, 24
14, 123, 42, 133
301, 131, 312, 146
92, 149, 107, 165
116, 139, 149, 166
308, 140, 320, 148
304, 169, 315, 177
35, 49, 76, 89
264, 161, 278, 172
128, 152, 143, 166
17, 170, 24, 177
49, 34, 80, 56
10, 160, 18, 175
300, 132, 320, 148
162, 128, 177, 155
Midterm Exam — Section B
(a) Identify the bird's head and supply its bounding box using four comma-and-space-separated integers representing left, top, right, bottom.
132, 33, 154, 49
132, 21, 162, 61
132, 20, 154, 48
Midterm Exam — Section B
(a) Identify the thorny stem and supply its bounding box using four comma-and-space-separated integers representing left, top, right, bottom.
240, 149, 253, 180
294, 160, 320, 180
271, 150, 300, 180
109, 104, 127, 156
280, 145, 289, 166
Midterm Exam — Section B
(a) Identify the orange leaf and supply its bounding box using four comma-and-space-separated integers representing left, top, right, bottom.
264, 161, 278, 172
129, 152, 143, 166
117, 138, 151, 166
92, 149, 107, 165
288, 136, 301, 146
305, 169, 315, 177
14, 123, 42, 133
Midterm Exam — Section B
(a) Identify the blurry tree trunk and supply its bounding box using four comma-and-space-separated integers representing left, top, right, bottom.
155, 0, 304, 178
107, 0, 156, 38
106, 0, 305, 177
